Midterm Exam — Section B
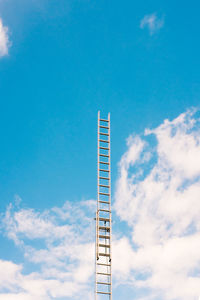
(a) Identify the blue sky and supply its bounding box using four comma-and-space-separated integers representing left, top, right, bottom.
1, 1, 200, 299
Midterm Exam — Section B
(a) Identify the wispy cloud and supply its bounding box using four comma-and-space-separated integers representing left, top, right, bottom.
140, 13, 164, 35
0, 18, 10, 57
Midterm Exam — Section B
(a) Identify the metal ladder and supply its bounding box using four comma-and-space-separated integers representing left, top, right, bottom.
95, 111, 112, 300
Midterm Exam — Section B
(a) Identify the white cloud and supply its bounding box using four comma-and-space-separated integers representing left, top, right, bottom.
1, 201, 95, 299
140, 13, 164, 35
0, 257, 92, 299
0, 18, 10, 57
115, 109, 200, 299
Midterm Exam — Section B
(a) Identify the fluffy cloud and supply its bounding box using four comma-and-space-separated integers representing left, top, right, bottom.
0, 18, 10, 57
140, 13, 164, 35
1, 200, 95, 299
115, 109, 200, 299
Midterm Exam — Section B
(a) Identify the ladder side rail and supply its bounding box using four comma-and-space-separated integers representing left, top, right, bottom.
97, 111, 100, 260
95, 210, 98, 300
108, 113, 112, 300
95, 111, 100, 300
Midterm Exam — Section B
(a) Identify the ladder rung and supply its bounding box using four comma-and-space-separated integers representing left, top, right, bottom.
99, 147, 109, 150
99, 169, 110, 172
99, 244, 110, 248
97, 282, 111, 285
99, 132, 109, 136
99, 153, 109, 157
97, 272, 111, 276
99, 253, 110, 257
99, 209, 110, 212
97, 263, 111, 266
99, 139, 109, 143
99, 126, 109, 129
99, 201, 110, 204
99, 161, 109, 165
99, 184, 110, 189
99, 176, 110, 180
99, 192, 110, 196
99, 235, 110, 239
99, 119, 109, 122
99, 226, 110, 231
97, 291, 111, 295
99, 217, 110, 222
99, 184, 110, 188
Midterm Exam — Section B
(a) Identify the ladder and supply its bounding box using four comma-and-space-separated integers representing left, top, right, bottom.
95, 111, 112, 300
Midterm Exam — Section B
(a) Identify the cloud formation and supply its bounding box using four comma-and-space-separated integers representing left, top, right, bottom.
140, 13, 164, 35
0, 18, 10, 57
1, 200, 95, 299
115, 109, 200, 299
1, 109, 200, 299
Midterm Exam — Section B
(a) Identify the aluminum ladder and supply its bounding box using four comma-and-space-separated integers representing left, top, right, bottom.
95, 111, 112, 300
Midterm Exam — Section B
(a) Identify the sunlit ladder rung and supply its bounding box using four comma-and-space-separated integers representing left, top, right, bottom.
97, 292, 111, 295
